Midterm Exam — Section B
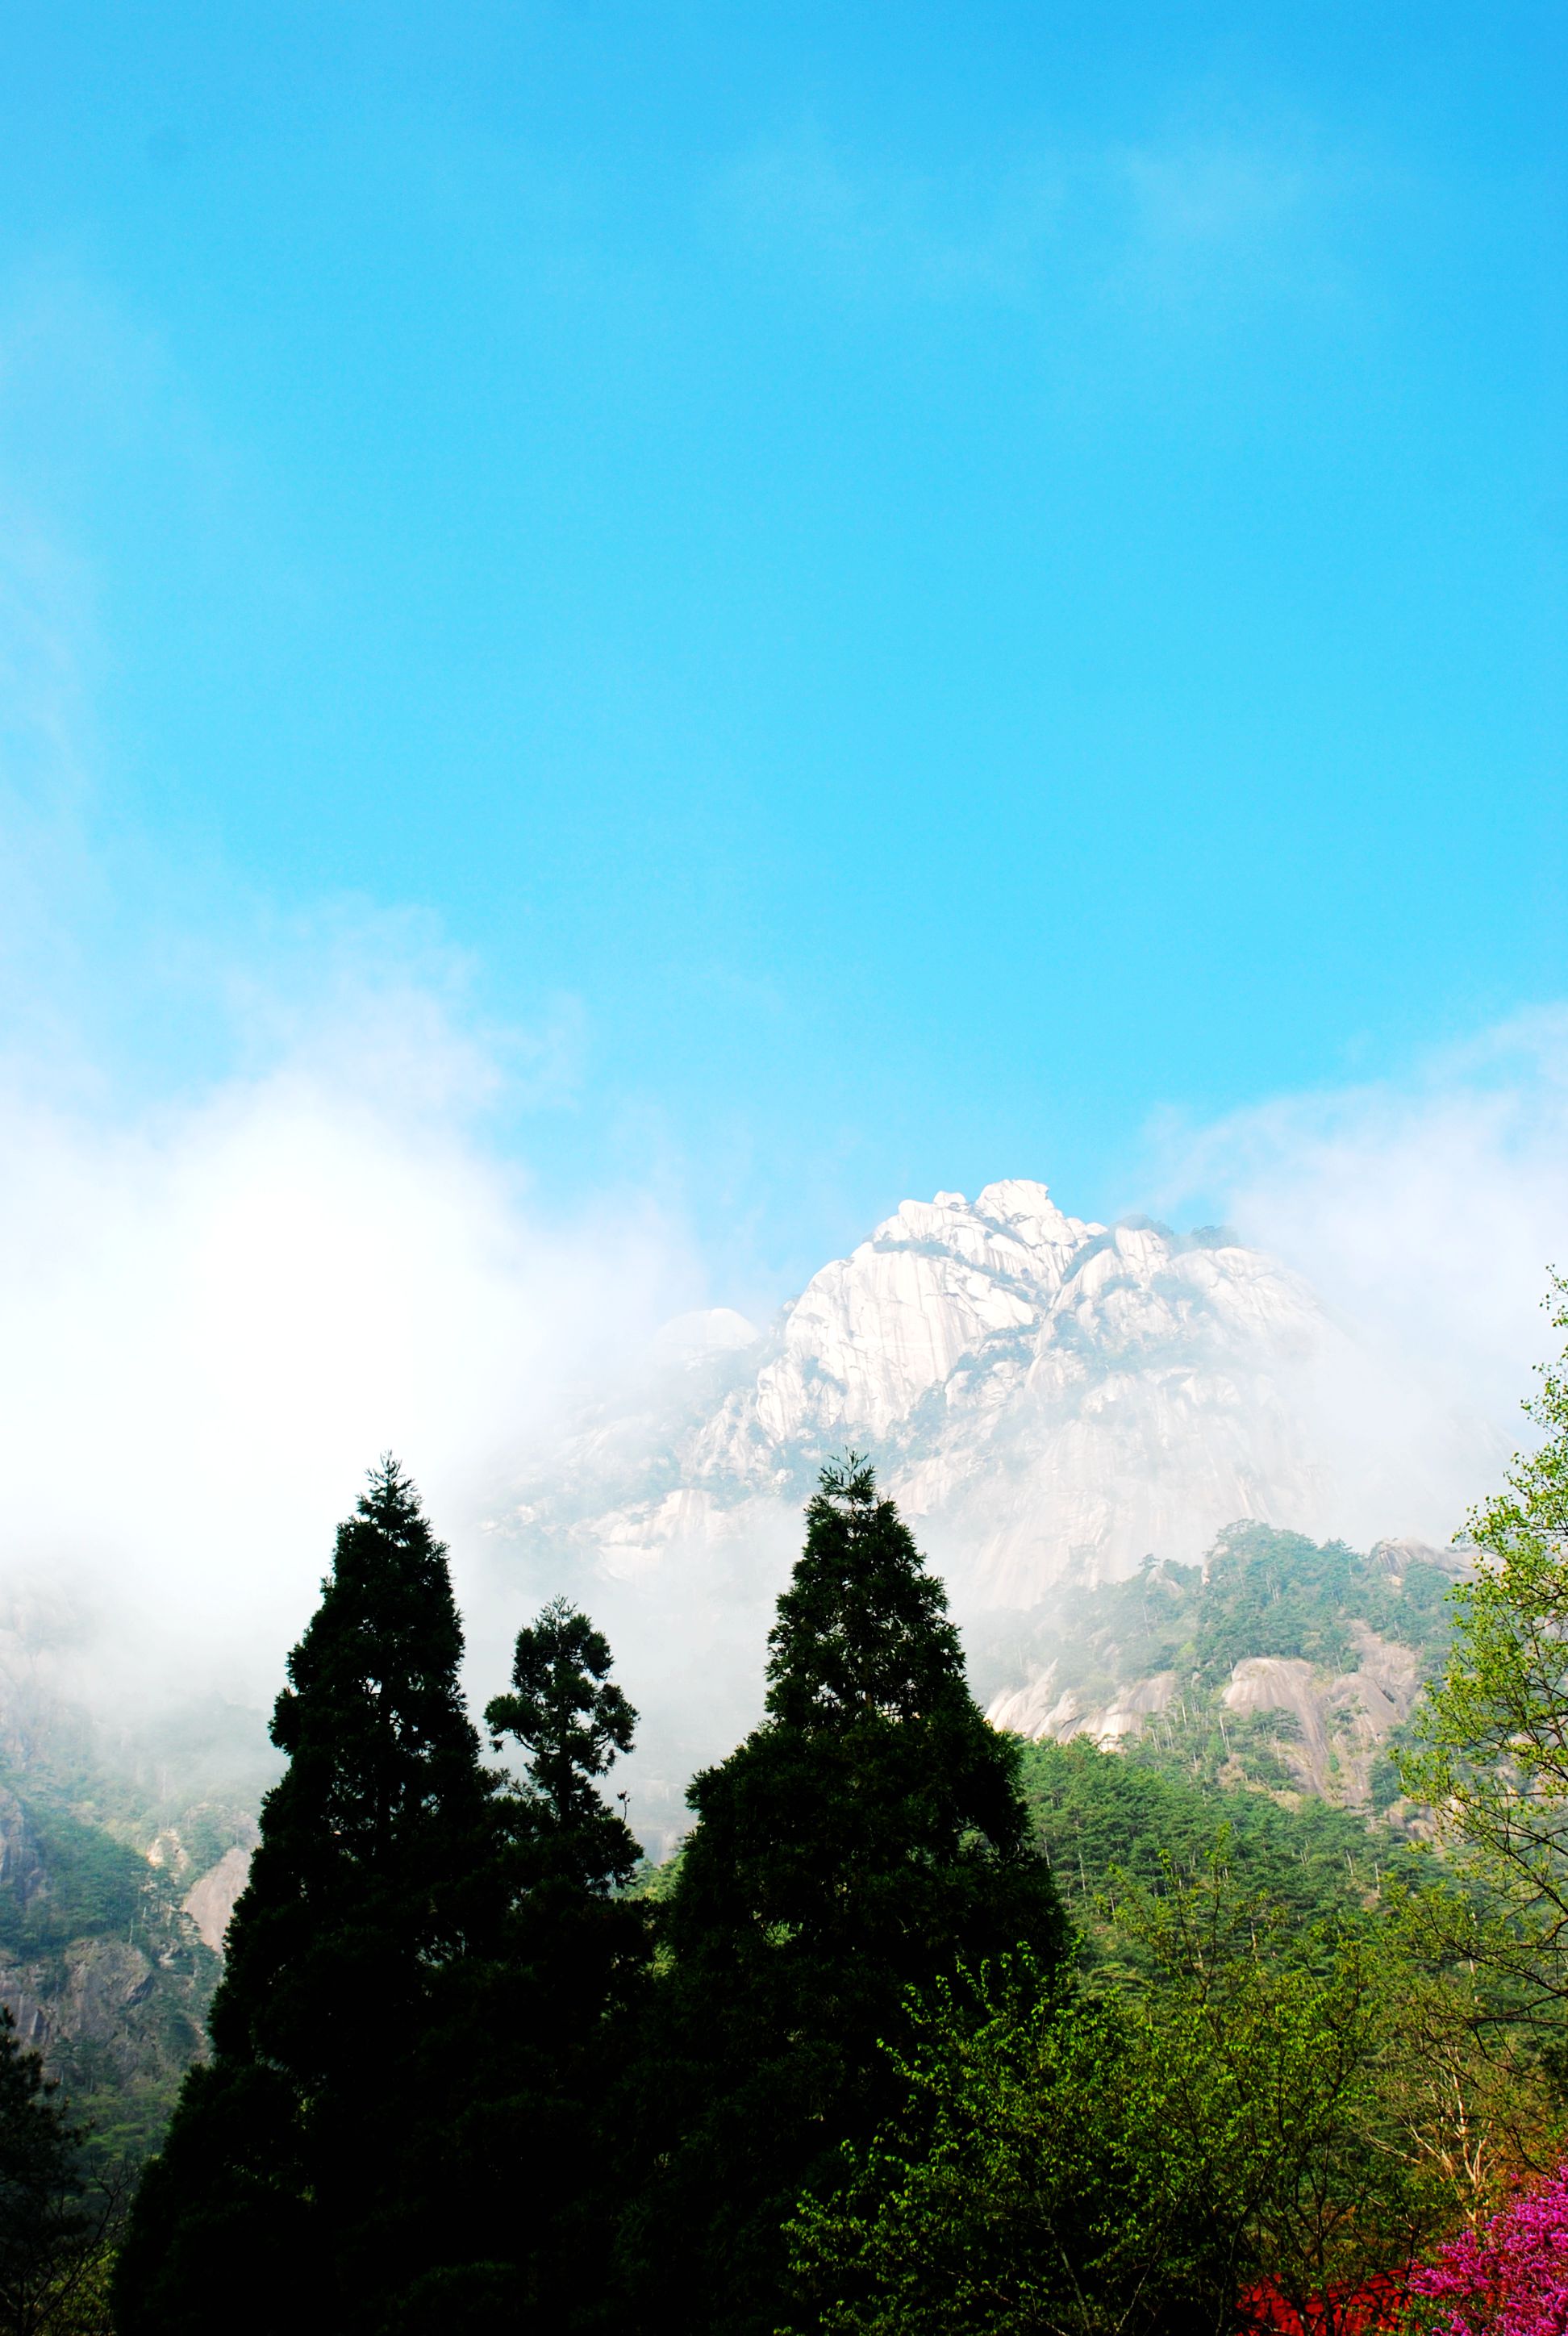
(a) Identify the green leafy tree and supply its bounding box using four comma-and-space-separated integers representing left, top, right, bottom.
1370, 1925, 1567, 2230
1108, 1877, 1437, 2331
623, 1457, 1065, 2336
1400, 1274, 1568, 2002
788, 1872, 1445, 2336
114, 1459, 500, 2336
386, 1600, 651, 2334
785, 1963, 1226, 2336
0, 2007, 107, 2336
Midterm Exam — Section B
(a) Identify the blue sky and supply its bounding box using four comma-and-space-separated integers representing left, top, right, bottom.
0, 1, 1563, 1301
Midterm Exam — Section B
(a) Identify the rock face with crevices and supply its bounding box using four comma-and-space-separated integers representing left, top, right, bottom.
1224, 1658, 1332, 1783
1218, 1625, 1424, 1800
0, 1652, 268, 2154
182, 1843, 252, 1954
978, 1529, 1457, 1817
494, 1181, 1437, 1848
989, 1666, 1179, 1747
506, 1179, 1334, 1623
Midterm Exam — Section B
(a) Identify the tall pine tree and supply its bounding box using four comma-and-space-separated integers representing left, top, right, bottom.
385, 1600, 652, 2333
623, 1456, 1065, 2335
115, 1459, 499, 2336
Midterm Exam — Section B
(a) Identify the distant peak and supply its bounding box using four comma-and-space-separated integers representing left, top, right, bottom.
977, 1178, 1052, 1205
974, 1178, 1098, 1239
652, 1308, 761, 1364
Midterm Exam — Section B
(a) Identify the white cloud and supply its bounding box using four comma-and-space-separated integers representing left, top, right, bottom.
1150, 1007, 1568, 1542
0, 1003, 696, 1712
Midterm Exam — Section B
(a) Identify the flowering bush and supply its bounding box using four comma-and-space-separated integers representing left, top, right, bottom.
1237, 2271, 1406, 2332
1410, 2160, 1568, 2336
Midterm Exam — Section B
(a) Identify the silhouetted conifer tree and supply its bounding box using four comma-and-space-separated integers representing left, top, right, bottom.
0, 2005, 98, 2336
486, 1597, 640, 1889
622, 1455, 1065, 2335
115, 1459, 498, 2336
386, 1600, 651, 2334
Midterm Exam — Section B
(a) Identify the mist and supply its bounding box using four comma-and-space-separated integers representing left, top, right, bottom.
0, 977, 699, 1734
1153, 1006, 1568, 1548
2, 946, 1565, 1828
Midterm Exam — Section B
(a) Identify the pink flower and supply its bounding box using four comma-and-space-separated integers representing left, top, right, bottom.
1410, 2162, 1568, 2336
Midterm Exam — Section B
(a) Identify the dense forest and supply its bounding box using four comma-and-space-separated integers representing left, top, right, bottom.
7, 1282, 1568, 2332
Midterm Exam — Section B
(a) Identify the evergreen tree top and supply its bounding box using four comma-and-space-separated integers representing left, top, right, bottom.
482, 1598, 642, 1897
360, 1453, 434, 1539
765, 1454, 967, 1732
648, 1457, 1063, 2329
271, 1454, 469, 1770
210, 1457, 495, 2068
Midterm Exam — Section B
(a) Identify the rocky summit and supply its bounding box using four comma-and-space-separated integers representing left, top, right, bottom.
491, 1179, 1374, 1833
500, 1178, 1337, 1620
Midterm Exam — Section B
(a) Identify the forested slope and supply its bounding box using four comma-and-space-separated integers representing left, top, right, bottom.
0, 1666, 273, 2166
983, 1520, 1465, 1819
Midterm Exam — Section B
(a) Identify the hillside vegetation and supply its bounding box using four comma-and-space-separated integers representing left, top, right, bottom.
0, 1676, 273, 2167
985, 1519, 1464, 1817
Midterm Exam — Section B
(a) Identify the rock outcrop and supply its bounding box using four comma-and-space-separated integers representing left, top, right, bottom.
981, 1542, 1449, 1814
504, 1181, 1334, 1625
182, 1844, 252, 1953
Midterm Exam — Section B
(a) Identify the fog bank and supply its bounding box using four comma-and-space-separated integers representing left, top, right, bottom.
1, 988, 1564, 1808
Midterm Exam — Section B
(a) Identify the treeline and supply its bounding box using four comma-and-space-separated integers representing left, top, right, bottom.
109, 1453, 1061, 2336
8, 1283, 1568, 2332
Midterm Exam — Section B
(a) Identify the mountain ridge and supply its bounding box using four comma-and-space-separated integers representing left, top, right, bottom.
498, 1178, 1341, 1621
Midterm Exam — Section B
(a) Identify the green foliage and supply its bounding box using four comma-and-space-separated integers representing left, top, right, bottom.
1016, 1736, 1412, 1938
0, 1775, 221, 2172
0, 1805, 147, 1963
1370, 1746, 1404, 1813
0, 2006, 110, 2336
1104, 1878, 1442, 2318
786, 1875, 1449, 2336
1400, 1273, 1568, 1998
785, 1960, 1232, 2335
34, 2249, 114, 2336
623, 1458, 1065, 2335
0, 1671, 274, 2177
1185, 1520, 1455, 1686
1192, 1525, 1363, 1680
979, 1525, 1457, 1818
627, 1847, 684, 1902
